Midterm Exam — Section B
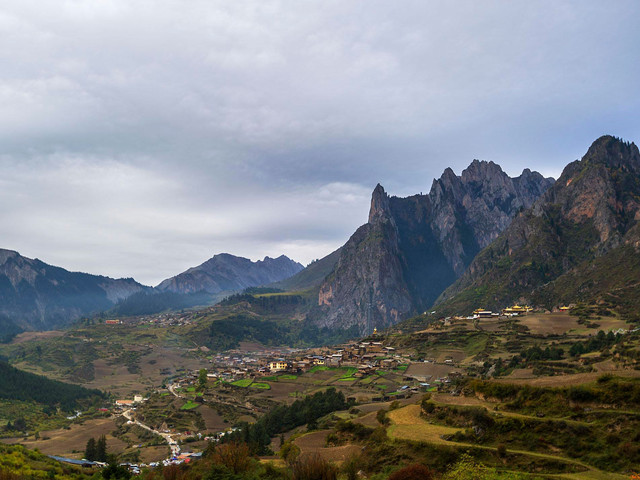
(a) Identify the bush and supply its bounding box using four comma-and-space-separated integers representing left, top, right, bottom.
497, 443, 507, 458
291, 454, 337, 480
376, 409, 389, 426
209, 442, 252, 474
388, 464, 434, 480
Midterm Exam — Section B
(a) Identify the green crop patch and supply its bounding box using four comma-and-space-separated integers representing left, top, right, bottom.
249, 382, 271, 390
230, 378, 253, 388
180, 401, 199, 410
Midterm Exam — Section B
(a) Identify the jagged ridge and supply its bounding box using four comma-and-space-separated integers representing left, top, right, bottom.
314, 161, 554, 334
436, 135, 640, 315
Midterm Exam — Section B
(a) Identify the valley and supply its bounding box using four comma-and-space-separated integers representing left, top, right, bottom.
1, 296, 639, 477
1, 136, 640, 479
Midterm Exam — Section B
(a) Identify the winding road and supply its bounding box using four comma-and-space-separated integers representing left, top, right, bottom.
121, 409, 181, 458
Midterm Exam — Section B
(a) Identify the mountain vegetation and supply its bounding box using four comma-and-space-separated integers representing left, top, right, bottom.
221, 387, 349, 454
269, 248, 342, 292
0, 360, 104, 412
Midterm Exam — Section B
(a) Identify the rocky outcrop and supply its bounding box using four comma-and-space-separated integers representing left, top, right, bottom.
156, 253, 303, 295
315, 161, 554, 334
436, 135, 640, 314
0, 249, 146, 330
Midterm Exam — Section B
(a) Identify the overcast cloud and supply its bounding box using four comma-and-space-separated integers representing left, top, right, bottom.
1, 1, 639, 285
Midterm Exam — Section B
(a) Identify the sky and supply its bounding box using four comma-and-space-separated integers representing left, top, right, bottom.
1, 1, 639, 286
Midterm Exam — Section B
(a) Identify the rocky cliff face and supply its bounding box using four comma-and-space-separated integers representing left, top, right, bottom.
315, 161, 554, 334
0, 249, 146, 330
156, 253, 304, 295
436, 135, 640, 314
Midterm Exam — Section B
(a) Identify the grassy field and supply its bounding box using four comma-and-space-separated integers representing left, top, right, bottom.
387, 404, 462, 444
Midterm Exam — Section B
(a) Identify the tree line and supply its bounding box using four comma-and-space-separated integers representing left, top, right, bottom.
221, 387, 349, 454
0, 360, 104, 411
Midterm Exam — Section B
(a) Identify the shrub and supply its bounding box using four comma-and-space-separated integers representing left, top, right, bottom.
291, 454, 337, 480
376, 409, 390, 426
280, 441, 301, 464
497, 443, 507, 458
209, 442, 252, 474
388, 464, 434, 480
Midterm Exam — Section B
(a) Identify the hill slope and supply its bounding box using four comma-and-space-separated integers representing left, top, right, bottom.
270, 247, 342, 292
436, 135, 640, 316
0, 249, 146, 330
0, 360, 103, 411
314, 161, 554, 334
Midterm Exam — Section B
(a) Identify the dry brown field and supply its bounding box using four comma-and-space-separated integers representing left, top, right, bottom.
199, 405, 227, 431
1, 418, 127, 459
139, 445, 171, 463
404, 362, 457, 380
10, 330, 65, 345
518, 313, 581, 335
387, 404, 461, 444
294, 430, 361, 463
498, 368, 640, 387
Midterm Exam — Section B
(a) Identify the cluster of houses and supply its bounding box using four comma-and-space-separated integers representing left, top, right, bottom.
262, 340, 402, 374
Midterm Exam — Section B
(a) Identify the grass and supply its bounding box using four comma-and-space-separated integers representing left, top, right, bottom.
180, 401, 200, 410
230, 378, 253, 388
249, 382, 271, 390
338, 377, 356, 382
309, 365, 332, 373
279, 374, 298, 380
387, 405, 461, 444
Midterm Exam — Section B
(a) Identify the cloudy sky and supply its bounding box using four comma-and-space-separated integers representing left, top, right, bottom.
1, 1, 639, 285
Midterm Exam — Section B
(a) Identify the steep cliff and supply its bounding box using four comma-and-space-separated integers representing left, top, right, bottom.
315, 161, 554, 334
0, 249, 146, 330
156, 253, 304, 295
436, 135, 640, 315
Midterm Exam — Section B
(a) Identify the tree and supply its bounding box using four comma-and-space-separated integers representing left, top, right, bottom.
96, 435, 107, 462
85, 437, 97, 461
197, 369, 208, 391
12, 418, 26, 432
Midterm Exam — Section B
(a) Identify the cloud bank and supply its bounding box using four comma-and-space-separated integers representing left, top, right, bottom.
1, 1, 639, 284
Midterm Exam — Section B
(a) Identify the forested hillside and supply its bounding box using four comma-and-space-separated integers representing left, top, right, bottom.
0, 361, 104, 411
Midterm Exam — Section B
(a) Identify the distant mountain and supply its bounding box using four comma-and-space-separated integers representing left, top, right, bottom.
0, 249, 146, 331
156, 253, 304, 295
314, 161, 554, 334
270, 248, 342, 292
436, 135, 640, 316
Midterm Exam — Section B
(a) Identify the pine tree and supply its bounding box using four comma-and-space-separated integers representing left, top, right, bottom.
96, 435, 107, 462
85, 437, 97, 461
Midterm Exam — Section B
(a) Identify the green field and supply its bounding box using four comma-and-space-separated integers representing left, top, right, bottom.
180, 400, 200, 410
230, 378, 253, 388
249, 382, 271, 390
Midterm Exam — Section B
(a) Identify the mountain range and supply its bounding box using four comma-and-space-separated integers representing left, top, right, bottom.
3, 134, 638, 339
0, 250, 303, 333
435, 135, 640, 317
0, 249, 145, 331
157, 253, 303, 295
312, 161, 554, 334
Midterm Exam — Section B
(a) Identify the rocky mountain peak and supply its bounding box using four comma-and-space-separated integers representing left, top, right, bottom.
0, 249, 19, 266
368, 183, 391, 224
317, 159, 554, 334
460, 159, 505, 184
583, 135, 640, 171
